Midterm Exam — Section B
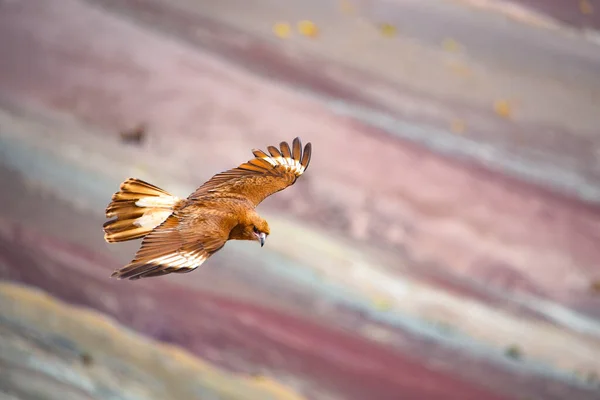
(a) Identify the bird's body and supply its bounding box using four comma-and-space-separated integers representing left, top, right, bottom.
103, 137, 311, 280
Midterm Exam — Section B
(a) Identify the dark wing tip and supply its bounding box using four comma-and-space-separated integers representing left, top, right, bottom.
250, 138, 310, 174
301, 142, 312, 170
279, 141, 292, 159
252, 148, 269, 159
110, 270, 122, 279
292, 137, 302, 161
267, 145, 282, 158
110, 263, 162, 280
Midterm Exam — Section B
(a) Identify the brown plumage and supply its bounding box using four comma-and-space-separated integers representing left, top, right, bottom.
103, 137, 312, 280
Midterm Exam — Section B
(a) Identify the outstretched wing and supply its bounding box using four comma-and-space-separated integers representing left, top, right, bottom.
111, 213, 227, 280
189, 137, 312, 206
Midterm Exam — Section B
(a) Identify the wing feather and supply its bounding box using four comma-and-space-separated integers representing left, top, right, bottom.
248, 158, 275, 170
111, 214, 227, 280
238, 162, 268, 173
280, 142, 292, 166
301, 142, 312, 169
252, 149, 272, 161
267, 146, 283, 158
189, 137, 312, 206
292, 137, 302, 161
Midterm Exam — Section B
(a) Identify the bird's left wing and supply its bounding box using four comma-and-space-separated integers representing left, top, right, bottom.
189, 137, 312, 207
111, 213, 227, 280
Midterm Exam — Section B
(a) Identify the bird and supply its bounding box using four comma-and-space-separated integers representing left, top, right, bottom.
103, 137, 312, 280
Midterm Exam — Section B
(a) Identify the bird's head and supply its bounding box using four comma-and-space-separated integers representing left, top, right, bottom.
249, 217, 270, 247
229, 212, 270, 246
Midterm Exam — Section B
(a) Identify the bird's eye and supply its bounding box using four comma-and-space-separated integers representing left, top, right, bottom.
253, 226, 259, 233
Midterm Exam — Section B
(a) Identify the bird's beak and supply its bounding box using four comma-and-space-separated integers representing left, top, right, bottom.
257, 232, 267, 247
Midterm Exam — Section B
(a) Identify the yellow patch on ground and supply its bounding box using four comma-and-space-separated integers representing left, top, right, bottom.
442, 37, 463, 53
273, 22, 292, 39
450, 119, 467, 134
378, 23, 397, 37
371, 296, 393, 311
339, 0, 356, 15
297, 20, 319, 38
580, 0, 594, 15
493, 99, 513, 118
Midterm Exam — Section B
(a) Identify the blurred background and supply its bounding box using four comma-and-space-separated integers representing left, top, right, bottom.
1, 0, 600, 399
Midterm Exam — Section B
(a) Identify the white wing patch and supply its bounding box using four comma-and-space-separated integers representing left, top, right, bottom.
134, 210, 173, 228
135, 195, 180, 208
261, 156, 305, 176
146, 251, 207, 271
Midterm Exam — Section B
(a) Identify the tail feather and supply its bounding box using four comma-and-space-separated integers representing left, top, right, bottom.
103, 178, 180, 243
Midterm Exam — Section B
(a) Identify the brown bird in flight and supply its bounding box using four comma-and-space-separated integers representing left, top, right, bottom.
103, 137, 312, 280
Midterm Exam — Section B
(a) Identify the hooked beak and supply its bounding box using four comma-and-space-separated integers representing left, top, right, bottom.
256, 232, 267, 247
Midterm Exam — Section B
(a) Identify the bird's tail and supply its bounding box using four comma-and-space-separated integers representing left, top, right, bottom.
103, 178, 180, 243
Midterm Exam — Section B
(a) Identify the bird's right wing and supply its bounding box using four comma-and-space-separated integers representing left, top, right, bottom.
111, 213, 227, 280
189, 137, 312, 207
